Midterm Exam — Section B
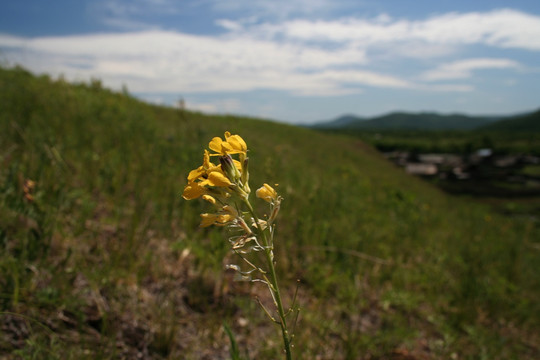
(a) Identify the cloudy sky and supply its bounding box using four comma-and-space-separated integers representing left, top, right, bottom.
1, 0, 539, 124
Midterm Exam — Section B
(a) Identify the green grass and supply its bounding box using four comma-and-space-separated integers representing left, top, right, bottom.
1, 65, 539, 359
520, 165, 540, 177
323, 128, 540, 155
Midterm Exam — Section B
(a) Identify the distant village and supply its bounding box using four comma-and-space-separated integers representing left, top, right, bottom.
384, 149, 540, 196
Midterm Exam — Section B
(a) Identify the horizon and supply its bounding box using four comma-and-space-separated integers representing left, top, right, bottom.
313, 107, 539, 124
1, 0, 540, 124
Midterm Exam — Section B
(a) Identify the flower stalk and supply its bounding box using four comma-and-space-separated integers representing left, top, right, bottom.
182, 131, 295, 359
244, 199, 292, 360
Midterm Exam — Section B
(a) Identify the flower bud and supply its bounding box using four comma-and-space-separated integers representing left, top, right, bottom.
241, 157, 249, 187
220, 154, 241, 182
202, 194, 216, 204
256, 183, 278, 203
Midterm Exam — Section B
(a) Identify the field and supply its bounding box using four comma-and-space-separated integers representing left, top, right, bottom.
323, 129, 540, 156
1, 66, 539, 359
325, 128, 540, 216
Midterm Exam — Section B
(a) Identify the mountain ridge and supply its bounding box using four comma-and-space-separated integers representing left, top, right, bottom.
312, 109, 538, 131
478, 108, 540, 132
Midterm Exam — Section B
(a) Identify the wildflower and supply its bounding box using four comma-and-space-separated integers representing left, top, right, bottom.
209, 131, 247, 156
182, 181, 207, 200
202, 194, 217, 204
256, 183, 278, 203
182, 131, 294, 359
23, 179, 36, 202
202, 171, 233, 187
200, 213, 222, 227
187, 150, 214, 182
182, 149, 240, 200
199, 205, 238, 227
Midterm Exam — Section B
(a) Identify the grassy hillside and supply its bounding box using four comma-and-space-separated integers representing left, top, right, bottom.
479, 109, 540, 132
1, 66, 539, 359
318, 127, 540, 155
314, 112, 498, 131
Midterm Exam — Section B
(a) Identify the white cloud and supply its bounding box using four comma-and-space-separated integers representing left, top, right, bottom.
0, 30, 377, 95
185, 98, 243, 114
215, 19, 244, 32
417, 9, 540, 50
254, 9, 540, 51
422, 58, 520, 81
1, 8, 537, 99
0, 34, 25, 48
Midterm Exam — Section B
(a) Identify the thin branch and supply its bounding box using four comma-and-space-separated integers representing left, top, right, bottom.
291, 307, 300, 343
233, 249, 266, 274
256, 297, 278, 324
285, 279, 301, 317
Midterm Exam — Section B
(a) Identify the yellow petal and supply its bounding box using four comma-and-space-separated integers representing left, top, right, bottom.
187, 166, 205, 182
206, 171, 233, 187
202, 150, 215, 170
182, 182, 206, 200
256, 183, 277, 202
226, 134, 247, 153
202, 194, 216, 204
220, 141, 234, 153
208, 137, 225, 154
200, 213, 218, 227
216, 214, 235, 224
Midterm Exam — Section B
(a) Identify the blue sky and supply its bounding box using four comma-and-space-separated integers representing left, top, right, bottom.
1, 0, 540, 124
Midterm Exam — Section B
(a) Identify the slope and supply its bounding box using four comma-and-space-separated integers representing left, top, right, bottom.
316, 112, 498, 130
1, 66, 539, 359
479, 108, 540, 132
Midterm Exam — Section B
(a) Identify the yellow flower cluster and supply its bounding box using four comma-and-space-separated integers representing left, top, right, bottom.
182, 131, 280, 229
182, 131, 250, 203
182, 131, 292, 358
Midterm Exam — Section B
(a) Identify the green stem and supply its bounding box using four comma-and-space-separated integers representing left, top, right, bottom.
244, 199, 292, 360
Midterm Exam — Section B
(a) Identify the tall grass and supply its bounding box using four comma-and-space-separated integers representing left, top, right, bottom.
1, 65, 539, 358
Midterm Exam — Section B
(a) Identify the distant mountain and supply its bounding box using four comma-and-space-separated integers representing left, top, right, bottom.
313, 111, 503, 131
478, 109, 540, 132
310, 114, 366, 128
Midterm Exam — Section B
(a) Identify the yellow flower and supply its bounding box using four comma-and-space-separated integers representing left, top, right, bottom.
202, 194, 216, 204
189, 150, 243, 184
187, 150, 217, 182
209, 131, 247, 156
199, 206, 238, 227
202, 150, 217, 171
256, 183, 278, 203
202, 171, 233, 187
187, 166, 205, 182
182, 181, 207, 200
225, 132, 247, 153
183, 132, 251, 202
183, 167, 232, 200
183, 149, 238, 200
200, 213, 219, 227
